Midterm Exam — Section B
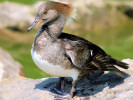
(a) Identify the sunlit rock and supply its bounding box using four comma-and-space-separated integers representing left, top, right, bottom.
0, 48, 25, 82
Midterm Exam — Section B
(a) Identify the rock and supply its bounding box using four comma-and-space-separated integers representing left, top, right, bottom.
0, 48, 25, 82
0, 59, 133, 100
0, 2, 34, 31
54, 0, 105, 7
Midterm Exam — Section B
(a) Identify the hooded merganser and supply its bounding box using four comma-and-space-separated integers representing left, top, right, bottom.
28, 1, 128, 97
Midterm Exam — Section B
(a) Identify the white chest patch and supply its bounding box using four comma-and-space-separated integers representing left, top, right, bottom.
31, 49, 79, 81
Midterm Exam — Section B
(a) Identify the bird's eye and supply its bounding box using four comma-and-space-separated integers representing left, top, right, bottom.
43, 10, 47, 14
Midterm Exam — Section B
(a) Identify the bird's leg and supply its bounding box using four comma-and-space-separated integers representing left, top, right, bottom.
71, 81, 77, 97
49, 77, 69, 95
70, 76, 82, 98
52, 77, 65, 92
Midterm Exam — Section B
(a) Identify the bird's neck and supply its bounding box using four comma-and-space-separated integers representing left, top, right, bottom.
42, 15, 66, 41
34, 15, 66, 46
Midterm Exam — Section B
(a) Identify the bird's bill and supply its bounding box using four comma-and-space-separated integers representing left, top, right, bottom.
28, 17, 43, 32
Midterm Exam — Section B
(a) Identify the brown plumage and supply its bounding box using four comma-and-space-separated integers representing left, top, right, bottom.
60, 32, 128, 77
37, 1, 74, 19
28, 1, 128, 97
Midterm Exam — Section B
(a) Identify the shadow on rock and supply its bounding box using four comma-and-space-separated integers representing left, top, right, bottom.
34, 72, 130, 98
35, 78, 72, 99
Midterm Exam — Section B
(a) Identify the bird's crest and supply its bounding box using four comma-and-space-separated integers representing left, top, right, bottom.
65, 8, 77, 25
46, 1, 77, 25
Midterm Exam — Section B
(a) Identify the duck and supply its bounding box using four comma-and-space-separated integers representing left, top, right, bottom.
28, 1, 128, 97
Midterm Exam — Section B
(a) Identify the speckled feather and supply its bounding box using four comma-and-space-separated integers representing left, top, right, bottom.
59, 32, 128, 77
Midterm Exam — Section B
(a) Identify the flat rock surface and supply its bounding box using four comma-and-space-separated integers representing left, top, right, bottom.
0, 59, 133, 100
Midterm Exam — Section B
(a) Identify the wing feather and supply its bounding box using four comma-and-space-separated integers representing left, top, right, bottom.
60, 32, 128, 77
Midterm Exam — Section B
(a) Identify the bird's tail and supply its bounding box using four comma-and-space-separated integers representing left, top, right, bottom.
110, 58, 128, 69
109, 58, 129, 77
87, 51, 129, 77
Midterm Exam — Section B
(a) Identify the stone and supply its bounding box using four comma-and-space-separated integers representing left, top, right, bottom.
0, 48, 25, 82
0, 59, 133, 100
0, 2, 35, 31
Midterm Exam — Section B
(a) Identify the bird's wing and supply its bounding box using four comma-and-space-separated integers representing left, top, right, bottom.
65, 40, 109, 70
60, 32, 106, 69
65, 40, 91, 68
60, 33, 128, 76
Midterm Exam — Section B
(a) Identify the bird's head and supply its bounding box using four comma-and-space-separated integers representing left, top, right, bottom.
28, 1, 76, 31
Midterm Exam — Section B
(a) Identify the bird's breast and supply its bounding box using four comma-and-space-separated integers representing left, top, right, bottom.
31, 48, 79, 81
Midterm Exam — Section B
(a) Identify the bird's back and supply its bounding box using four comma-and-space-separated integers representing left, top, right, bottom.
59, 32, 128, 77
